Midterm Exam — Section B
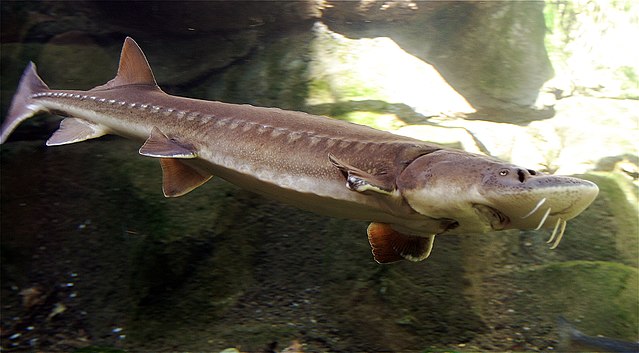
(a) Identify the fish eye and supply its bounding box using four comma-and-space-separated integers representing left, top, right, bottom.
499, 169, 509, 176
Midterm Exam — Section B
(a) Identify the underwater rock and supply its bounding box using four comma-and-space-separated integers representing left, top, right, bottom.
1, 1, 553, 120
463, 248, 638, 352
89, 1, 320, 34
37, 32, 117, 90
219, 348, 241, 353
204, 30, 313, 109
515, 261, 638, 341
322, 0, 553, 119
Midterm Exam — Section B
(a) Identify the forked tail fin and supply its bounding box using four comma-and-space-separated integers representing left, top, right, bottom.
0, 63, 50, 144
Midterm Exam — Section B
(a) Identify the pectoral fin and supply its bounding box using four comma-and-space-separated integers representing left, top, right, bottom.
328, 153, 395, 195
367, 222, 435, 263
159, 158, 212, 197
46, 118, 109, 146
139, 127, 197, 158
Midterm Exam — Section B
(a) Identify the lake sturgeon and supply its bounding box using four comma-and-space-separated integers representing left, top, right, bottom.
0, 37, 599, 263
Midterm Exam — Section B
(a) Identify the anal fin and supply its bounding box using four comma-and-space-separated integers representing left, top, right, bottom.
367, 222, 435, 263
160, 158, 212, 197
46, 118, 109, 146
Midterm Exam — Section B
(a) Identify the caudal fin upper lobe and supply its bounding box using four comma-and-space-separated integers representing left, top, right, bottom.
0, 62, 50, 144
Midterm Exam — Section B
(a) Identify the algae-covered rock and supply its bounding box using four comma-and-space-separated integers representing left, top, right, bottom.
37, 32, 118, 90
513, 261, 638, 341
586, 173, 639, 268
306, 22, 474, 118
74, 346, 127, 353
0, 140, 260, 349
204, 30, 313, 109
322, 0, 553, 119
90, 1, 320, 35
204, 21, 474, 119
461, 258, 638, 351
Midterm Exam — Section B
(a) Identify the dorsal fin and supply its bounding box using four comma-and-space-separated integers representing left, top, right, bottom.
91, 37, 158, 91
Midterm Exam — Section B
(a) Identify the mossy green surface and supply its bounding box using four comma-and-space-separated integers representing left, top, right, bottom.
205, 31, 312, 110
74, 347, 127, 353
581, 173, 639, 268
514, 261, 638, 340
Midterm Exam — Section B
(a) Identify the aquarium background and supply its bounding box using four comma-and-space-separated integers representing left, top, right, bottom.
1, 1, 637, 352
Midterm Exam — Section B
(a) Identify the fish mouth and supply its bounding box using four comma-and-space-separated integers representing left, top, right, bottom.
473, 204, 510, 231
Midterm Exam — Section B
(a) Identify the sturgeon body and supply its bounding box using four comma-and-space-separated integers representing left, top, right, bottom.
1, 37, 599, 263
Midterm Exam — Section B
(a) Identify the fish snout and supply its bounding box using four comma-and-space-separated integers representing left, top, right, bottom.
512, 176, 599, 228
483, 174, 598, 230
528, 176, 599, 218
